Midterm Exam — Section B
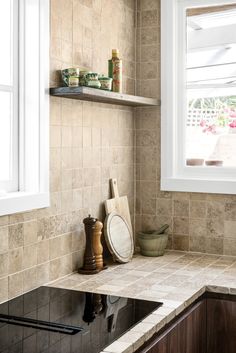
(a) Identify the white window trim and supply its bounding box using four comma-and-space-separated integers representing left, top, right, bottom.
0, 0, 19, 192
161, 0, 236, 195
0, 0, 49, 216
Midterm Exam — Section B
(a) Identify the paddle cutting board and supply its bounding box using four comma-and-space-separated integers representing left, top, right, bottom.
104, 179, 133, 235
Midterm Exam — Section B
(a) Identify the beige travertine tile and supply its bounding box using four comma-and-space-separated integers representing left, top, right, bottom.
8, 224, 24, 249
2, 0, 236, 312
62, 126, 73, 147
37, 240, 50, 264
49, 237, 62, 260
173, 235, 189, 251
174, 200, 189, 217
225, 202, 236, 221
50, 98, 61, 125
173, 217, 189, 235
206, 218, 224, 238
8, 248, 23, 274
37, 262, 50, 286
190, 236, 206, 253
61, 233, 72, 255
138, 0, 159, 11
224, 221, 236, 237
0, 0, 137, 303
141, 62, 158, 80
119, 331, 145, 352
23, 221, 38, 246
48, 250, 236, 352
141, 27, 160, 45
50, 126, 61, 147
141, 10, 159, 27
189, 219, 207, 238
190, 201, 207, 219
0, 277, 8, 303
23, 267, 38, 292
8, 272, 23, 299
23, 245, 37, 270
135, 1, 236, 256
156, 199, 172, 217
224, 238, 236, 256
60, 254, 73, 276
207, 201, 225, 219
205, 238, 223, 255
0, 216, 9, 226
50, 258, 62, 281
0, 226, 9, 253
103, 341, 133, 353
0, 252, 8, 277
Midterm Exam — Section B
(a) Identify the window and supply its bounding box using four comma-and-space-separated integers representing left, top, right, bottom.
161, 0, 236, 194
186, 6, 236, 168
0, 0, 18, 193
0, 0, 49, 216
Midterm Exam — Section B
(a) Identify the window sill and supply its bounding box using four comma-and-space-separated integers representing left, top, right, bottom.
161, 177, 236, 195
0, 192, 50, 216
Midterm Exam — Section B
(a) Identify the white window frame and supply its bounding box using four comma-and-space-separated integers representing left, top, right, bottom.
0, 0, 49, 216
161, 0, 236, 195
0, 0, 19, 192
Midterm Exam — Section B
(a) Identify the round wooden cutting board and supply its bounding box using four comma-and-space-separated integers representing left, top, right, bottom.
104, 212, 134, 263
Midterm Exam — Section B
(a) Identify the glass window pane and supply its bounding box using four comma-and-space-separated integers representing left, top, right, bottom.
0, 0, 13, 86
185, 5, 236, 168
0, 91, 13, 181
186, 92, 236, 167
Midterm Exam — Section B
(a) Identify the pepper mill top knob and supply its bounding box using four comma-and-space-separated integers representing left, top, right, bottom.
83, 215, 97, 225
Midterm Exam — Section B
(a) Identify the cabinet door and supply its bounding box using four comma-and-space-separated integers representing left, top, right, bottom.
207, 298, 236, 353
137, 300, 206, 353
138, 325, 178, 353
178, 300, 206, 353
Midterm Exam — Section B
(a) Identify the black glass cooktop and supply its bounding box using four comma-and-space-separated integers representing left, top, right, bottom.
0, 286, 162, 353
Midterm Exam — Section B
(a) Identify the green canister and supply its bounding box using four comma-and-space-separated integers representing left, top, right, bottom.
108, 49, 122, 93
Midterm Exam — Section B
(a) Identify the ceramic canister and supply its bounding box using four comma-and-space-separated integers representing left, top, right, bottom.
61, 68, 80, 87
79, 71, 90, 86
98, 77, 112, 91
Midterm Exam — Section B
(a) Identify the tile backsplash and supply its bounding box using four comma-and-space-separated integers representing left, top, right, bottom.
1, 0, 236, 304
135, 0, 236, 257
0, 0, 135, 303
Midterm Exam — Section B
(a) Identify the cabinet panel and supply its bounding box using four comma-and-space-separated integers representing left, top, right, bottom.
137, 325, 178, 353
137, 300, 206, 353
144, 334, 168, 353
178, 300, 206, 353
207, 298, 236, 353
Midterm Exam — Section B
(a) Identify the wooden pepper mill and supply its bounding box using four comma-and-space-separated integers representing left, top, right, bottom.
92, 220, 104, 271
78, 215, 99, 274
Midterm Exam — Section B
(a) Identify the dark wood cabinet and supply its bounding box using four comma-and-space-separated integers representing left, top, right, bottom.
141, 326, 177, 353
207, 298, 236, 353
137, 300, 206, 353
136, 294, 236, 353
177, 300, 206, 353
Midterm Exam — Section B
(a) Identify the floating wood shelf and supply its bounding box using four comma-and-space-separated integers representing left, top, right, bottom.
50, 86, 160, 107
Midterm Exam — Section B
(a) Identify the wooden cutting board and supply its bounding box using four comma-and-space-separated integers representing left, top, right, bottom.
104, 212, 134, 263
104, 179, 133, 235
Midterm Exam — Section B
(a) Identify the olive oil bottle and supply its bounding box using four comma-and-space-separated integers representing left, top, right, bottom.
108, 49, 122, 93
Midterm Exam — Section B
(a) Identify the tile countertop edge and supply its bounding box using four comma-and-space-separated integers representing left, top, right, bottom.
100, 284, 236, 353
47, 251, 236, 353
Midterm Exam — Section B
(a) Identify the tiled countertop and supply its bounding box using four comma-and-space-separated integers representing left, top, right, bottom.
49, 251, 236, 353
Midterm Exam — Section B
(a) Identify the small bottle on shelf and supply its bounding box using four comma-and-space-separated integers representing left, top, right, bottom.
108, 49, 122, 93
